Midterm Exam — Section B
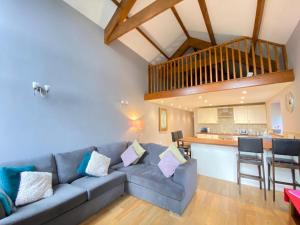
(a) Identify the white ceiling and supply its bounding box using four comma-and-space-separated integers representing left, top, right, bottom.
149, 82, 292, 112
63, 0, 300, 63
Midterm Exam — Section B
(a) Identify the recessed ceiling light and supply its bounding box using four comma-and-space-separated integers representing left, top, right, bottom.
198, 96, 202, 99
178, 105, 182, 108
160, 100, 164, 104
184, 107, 188, 110
170, 103, 174, 106
209, 104, 213, 106
240, 101, 244, 104
242, 91, 247, 94
240, 96, 245, 100
204, 99, 208, 103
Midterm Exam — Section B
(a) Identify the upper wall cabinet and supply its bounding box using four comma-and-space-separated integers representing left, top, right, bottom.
197, 108, 218, 124
234, 105, 267, 124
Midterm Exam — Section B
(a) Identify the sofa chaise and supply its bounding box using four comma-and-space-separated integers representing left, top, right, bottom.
0, 142, 197, 225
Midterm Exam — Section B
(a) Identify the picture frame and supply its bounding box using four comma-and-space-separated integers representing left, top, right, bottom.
159, 108, 168, 132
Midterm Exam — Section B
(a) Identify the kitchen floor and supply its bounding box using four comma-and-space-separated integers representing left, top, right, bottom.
80, 176, 290, 225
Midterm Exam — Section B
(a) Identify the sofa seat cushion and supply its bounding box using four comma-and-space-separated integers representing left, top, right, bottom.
130, 166, 184, 201
115, 164, 149, 181
0, 184, 87, 225
71, 171, 126, 200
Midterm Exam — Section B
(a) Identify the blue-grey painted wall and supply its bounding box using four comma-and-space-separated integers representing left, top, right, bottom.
0, 0, 149, 162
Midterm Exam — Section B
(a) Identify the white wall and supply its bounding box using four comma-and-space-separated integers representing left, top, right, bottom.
266, 20, 300, 137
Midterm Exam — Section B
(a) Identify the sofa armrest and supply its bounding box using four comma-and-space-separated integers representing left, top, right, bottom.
172, 158, 197, 193
0, 203, 5, 220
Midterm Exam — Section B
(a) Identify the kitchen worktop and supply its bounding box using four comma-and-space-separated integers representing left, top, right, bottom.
181, 136, 272, 150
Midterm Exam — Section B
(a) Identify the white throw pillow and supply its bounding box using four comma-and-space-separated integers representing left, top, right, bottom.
15, 172, 53, 206
85, 151, 111, 177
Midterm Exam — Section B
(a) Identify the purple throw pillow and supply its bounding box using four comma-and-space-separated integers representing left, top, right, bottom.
158, 151, 181, 178
121, 145, 139, 167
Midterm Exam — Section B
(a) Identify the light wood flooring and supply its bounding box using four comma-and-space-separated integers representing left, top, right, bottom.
81, 176, 293, 225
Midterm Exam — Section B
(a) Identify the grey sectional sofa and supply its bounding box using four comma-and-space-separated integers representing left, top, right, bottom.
0, 142, 197, 225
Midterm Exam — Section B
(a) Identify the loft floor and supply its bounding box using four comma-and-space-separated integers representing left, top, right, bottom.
80, 176, 289, 225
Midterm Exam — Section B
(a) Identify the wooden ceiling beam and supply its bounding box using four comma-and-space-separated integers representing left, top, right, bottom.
198, 0, 216, 45
171, 7, 190, 38
171, 39, 190, 58
188, 37, 211, 50
136, 27, 169, 59
170, 37, 211, 59
252, 0, 265, 46
109, 0, 169, 59
106, 0, 183, 44
105, 0, 137, 44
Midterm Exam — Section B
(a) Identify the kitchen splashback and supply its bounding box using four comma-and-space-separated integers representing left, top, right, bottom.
197, 120, 267, 135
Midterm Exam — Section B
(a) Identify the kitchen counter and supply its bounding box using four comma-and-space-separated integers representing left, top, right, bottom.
181, 136, 272, 150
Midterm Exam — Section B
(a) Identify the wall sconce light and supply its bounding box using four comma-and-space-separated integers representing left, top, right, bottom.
120, 100, 129, 105
32, 82, 50, 97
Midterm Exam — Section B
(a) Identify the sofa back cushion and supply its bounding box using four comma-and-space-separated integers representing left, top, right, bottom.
0, 154, 58, 186
55, 146, 96, 183
139, 143, 167, 166
97, 142, 128, 166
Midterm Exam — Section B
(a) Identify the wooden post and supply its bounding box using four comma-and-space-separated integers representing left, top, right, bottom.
238, 41, 242, 78
194, 54, 198, 86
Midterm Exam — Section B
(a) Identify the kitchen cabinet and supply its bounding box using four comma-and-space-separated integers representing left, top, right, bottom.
233, 106, 248, 124
197, 108, 218, 124
234, 105, 267, 124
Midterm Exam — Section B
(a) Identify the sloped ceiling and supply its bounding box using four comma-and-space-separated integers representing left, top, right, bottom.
63, 0, 300, 64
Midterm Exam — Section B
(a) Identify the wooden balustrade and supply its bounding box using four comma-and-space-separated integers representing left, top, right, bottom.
148, 37, 288, 94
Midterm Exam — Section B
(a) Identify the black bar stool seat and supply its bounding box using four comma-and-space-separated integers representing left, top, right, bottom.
266, 157, 298, 168
239, 154, 263, 165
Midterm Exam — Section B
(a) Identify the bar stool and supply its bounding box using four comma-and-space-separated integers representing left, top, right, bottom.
171, 131, 191, 158
267, 138, 300, 201
237, 137, 266, 200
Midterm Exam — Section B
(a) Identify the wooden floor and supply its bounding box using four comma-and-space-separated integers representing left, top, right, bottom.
81, 176, 293, 225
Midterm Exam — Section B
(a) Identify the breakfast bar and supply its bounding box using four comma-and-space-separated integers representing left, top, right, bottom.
181, 135, 298, 190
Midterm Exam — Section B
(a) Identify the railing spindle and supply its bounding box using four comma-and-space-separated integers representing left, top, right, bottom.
214, 47, 218, 82
282, 46, 288, 71
181, 58, 184, 88
199, 52, 202, 85
225, 47, 229, 80
190, 55, 193, 86
251, 42, 257, 75
194, 54, 198, 86
245, 39, 249, 75
204, 50, 207, 84
274, 45, 279, 71
259, 40, 264, 74
177, 59, 180, 88
185, 57, 189, 87
238, 41, 242, 78
266, 42, 272, 73
232, 44, 236, 79
209, 48, 212, 83
220, 46, 223, 81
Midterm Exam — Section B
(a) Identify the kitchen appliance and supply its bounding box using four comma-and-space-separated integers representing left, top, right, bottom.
239, 129, 248, 135
200, 127, 210, 133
